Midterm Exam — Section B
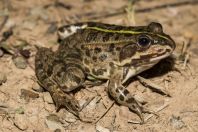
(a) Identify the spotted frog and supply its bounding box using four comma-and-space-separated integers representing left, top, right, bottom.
35, 22, 175, 123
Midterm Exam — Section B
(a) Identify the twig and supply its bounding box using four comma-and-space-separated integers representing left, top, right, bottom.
128, 101, 169, 124
44, 1, 72, 10
180, 110, 198, 114
80, 96, 96, 111
181, 38, 192, 69
137, 76, 171, 97
182, 54, 190, 69
93, 101, 115, 124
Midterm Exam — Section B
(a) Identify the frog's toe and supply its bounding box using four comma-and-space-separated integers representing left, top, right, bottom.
142, 107, 159, 117
132, 104, 159, 124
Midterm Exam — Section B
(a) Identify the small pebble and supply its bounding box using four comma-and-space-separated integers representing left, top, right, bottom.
45, 114, 63, 131
19, 49, 31, 58
0, 72, 7, 85
46, 23, 57, 34
63, 112, 77, 123
14, 114, 28, 130
32, 82, 44, 92
13, 56, 27, 69
43, 92, 53, 104
20, 89, 39, 100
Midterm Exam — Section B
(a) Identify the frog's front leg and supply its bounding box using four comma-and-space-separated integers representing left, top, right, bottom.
108, 72, 150, 123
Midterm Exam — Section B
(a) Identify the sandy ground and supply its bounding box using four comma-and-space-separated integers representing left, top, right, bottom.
0, 0, 198, 131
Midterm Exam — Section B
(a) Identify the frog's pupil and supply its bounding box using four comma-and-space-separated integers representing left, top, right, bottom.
138, 36, 150, 47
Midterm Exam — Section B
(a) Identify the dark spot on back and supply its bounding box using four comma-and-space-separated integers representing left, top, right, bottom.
114, 34, 120, 40
116, 47, 121, 51
124, 33, 132, 37
108, 43, 115, 52
103, 33, 114, 42
92, 56, 97, 62
103, 34, 110, 41
85, 49, 91, 57
86, 31, 98, 42
94, 47, 102, 53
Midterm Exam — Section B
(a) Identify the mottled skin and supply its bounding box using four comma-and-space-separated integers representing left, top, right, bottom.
35, 22, 175, 123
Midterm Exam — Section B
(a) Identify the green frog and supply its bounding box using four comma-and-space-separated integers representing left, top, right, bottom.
35, 22, 175, 123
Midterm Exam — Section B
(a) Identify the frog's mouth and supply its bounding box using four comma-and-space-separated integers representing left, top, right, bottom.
149, 51, 172, 62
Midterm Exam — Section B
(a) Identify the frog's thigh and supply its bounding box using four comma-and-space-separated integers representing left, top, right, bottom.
108, 73, 144, 122
53, 63, 85, 92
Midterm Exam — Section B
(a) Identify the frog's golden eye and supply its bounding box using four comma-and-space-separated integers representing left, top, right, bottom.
137, 35, 151, 48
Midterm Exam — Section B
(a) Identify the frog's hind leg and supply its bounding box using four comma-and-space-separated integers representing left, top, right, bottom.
108, 72, 155, 124
35, 47, 80, 116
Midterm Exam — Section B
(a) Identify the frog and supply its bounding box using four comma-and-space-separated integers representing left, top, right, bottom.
35, 22, 175, 123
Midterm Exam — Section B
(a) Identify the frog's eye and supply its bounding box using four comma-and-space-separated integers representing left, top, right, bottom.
137, 35, 151, 48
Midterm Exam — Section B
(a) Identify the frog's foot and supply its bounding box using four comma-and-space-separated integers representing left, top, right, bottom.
108, 73, 157, 124
126, 97, 158, 124
51, 89, 80, 117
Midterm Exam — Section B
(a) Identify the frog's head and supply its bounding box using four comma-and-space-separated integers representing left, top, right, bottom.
120, 22, 175, 78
